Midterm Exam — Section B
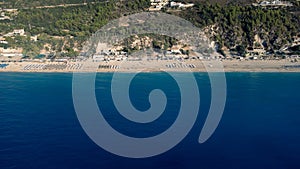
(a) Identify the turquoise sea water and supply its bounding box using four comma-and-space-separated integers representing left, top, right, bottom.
0, 72, 300, 169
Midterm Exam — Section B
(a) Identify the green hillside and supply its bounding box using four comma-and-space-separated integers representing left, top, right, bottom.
0, 0, 299, 58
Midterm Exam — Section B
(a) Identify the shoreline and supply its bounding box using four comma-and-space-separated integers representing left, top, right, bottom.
1, 70, 300, 73
1, 60, 300, 73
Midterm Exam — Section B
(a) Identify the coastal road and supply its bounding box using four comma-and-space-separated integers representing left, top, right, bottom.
2, 0, 109, 10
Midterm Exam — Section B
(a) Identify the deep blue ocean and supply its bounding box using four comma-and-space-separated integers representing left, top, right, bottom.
0, 72, 300, 169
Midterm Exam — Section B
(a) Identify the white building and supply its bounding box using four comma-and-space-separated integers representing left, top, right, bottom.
149, 0, 169, 11
13, 29, 25, 36
93, 54, 105, 61
256, 0, 293, 6
0, 40, 8, 44
170, 1, 194, 8
4, 29, 25, 37
170, 46, 181, 54
260, 1, 270, 4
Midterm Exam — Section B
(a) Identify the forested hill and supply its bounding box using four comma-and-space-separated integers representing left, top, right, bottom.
174, 2, 300, 52
0, 0, 299, 58
0, 0, 151, 57
0, 0, 259, 8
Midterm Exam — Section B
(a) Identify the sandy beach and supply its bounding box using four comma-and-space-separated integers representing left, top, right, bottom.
0, 59, 300, 73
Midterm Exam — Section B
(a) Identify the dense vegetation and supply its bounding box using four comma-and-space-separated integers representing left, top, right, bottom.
0, 0, 299, 57
174, 3, 300, 52
8, 0, 147, 35
0, 0, 150, 57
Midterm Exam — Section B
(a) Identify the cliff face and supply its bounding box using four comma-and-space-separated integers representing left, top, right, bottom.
203, 23, 300, 57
